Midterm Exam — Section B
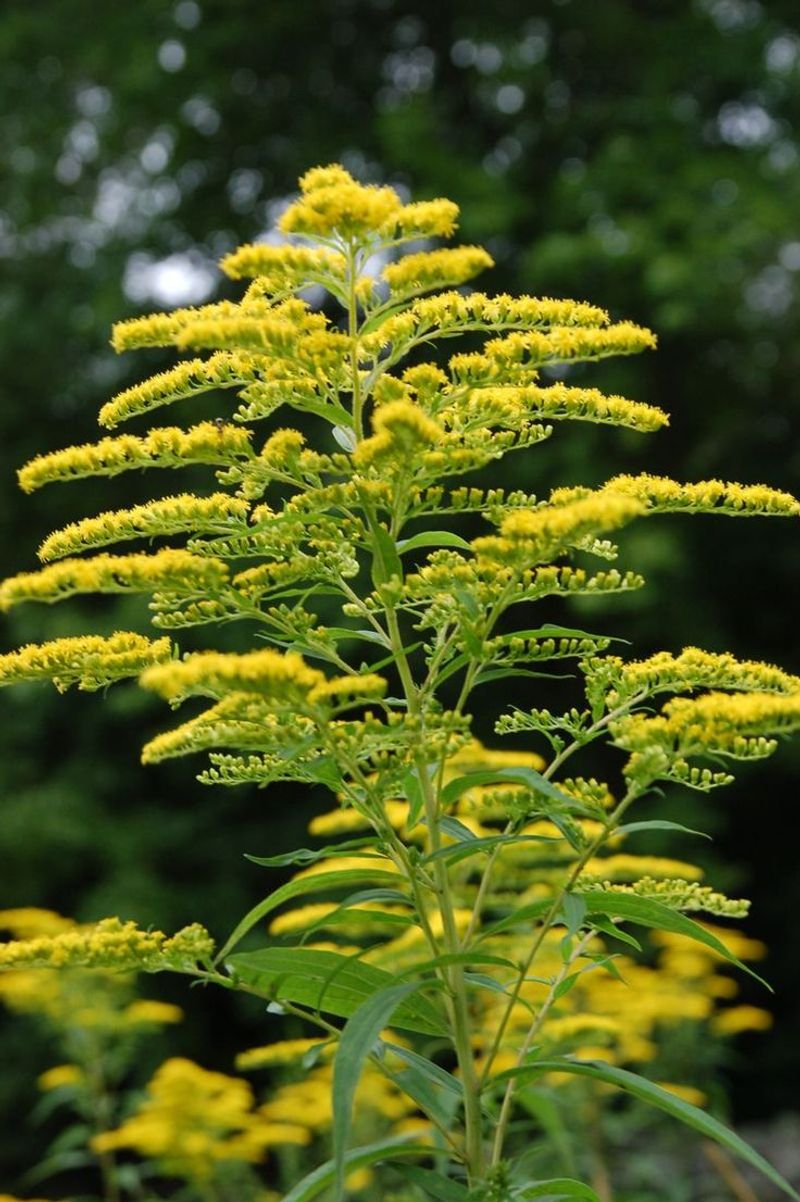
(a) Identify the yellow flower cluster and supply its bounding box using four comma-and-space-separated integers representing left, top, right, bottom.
111, 301, 250, 352
140, 694, 309, 763
0, 632, 171, 692
579, 854, 705, 883
579, 876, 750, 917
588, 646, 800, 710
472, 490, 644, 567
220, 242, 346, 287
615, 690, 800, 757
0, 908, 75, 938
279, 163, 404, 238
0, 916, 213, 973
19, 422, 253, 492
39, 492, 249, 563
448, 322, 656, 384
235, 1038, 331, 1071
255, 1055, 416, 1135
99, 349, 262, 426
361, 291, 611, 359
382, 246, 494, 295
93, 1057, 308, 1182
140, 648, 323, 704
353, 399, 444, 470
475, 383, 668, 433
0, 549, 230, 611
604, 473, 800, 517
0, 963, 184, 1031
37, 1063, 84, 1091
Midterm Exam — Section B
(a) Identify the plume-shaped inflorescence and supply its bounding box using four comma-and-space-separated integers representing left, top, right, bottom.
3, 163, 800, 1194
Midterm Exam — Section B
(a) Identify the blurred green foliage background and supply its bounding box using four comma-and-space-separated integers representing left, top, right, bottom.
1, 0, 799, 1181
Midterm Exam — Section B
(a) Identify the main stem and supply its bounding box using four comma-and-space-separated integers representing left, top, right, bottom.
347, 244, 484, 1183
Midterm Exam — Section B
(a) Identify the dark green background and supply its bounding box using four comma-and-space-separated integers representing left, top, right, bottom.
1, 0, 799, 1183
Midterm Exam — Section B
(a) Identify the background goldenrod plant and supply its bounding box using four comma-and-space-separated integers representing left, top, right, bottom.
1, 164, 799, 1201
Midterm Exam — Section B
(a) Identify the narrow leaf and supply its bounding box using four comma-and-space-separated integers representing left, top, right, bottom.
441, 768, 585, 812
370, 522, 403, 587
614, 819, 710, 839
215, 867, 403, 963
495, 1059, 800, 1202
227, 947, 446, 1034
280, 1136, 433, 1202
333, 982, 435, 1200
393, 1163, 471, 1200
244, 838, 376, 868
382, 1041, 464, 1102
518, 1177, 604, 1201
578, 891, 770, 988
397, 530, 472, 554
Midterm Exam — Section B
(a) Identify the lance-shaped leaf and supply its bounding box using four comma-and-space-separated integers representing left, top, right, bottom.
491, 1059, 800, 1202
226, 947, 446, 1034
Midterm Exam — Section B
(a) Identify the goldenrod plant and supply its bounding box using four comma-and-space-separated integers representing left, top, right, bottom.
0, 909, 184, 1201
1, 164, 799, 1201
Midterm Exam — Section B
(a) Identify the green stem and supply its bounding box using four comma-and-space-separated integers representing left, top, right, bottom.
489, 930, 594, 1166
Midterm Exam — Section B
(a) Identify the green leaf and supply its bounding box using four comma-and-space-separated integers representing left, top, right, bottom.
436, 814, 479, 842
398, 950, 518, 979
280, 1136, 434, 1202
382, 1041, 464, 1102
577, 891, 770, 988
396, 530, 473, 554
560, 893, 587, 936
215, 867, 402, 963
226, 947, 446, 1034
553, 973, 580, 1000
423, 831, 559, 868
391, 1063, 454, 1129
516, 1089, 575, 1175
403, 764, 431, 828
370, 522, 403, 587
614, 819, 710, 839
586, 914, 642, 950
244, 838, 376, 868
298, 889, 415, 938
440, 768, 585, 813
322, 626, 390, 647
517, 1177, 604, 1201
474, 667, 569, 686
333, 981, 433, 1200
393, 1163, 471, 1200
480, 899, 553, 940
495, 1059, 800, 1202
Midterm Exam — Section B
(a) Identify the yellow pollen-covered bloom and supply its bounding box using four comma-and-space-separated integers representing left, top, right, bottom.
236, 1039, 331, 1071
0, 632, 172, 692
711, 1006, 773, 1035
0, 917, 213, 973
473, 490, 644, 567
383, 246, 494, 295
0, 549, 230, 611
353, 400, 443, 470
279, 164, 402, 238
605, 473, 800, 518
37, 1063, 84, 1092
39, 493, 249, 563
19, 423, 253, 492
140, 648, 323, 705
220, 242, 346, 287
92, 1057, 279, 1181
0, 908, 77, 938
